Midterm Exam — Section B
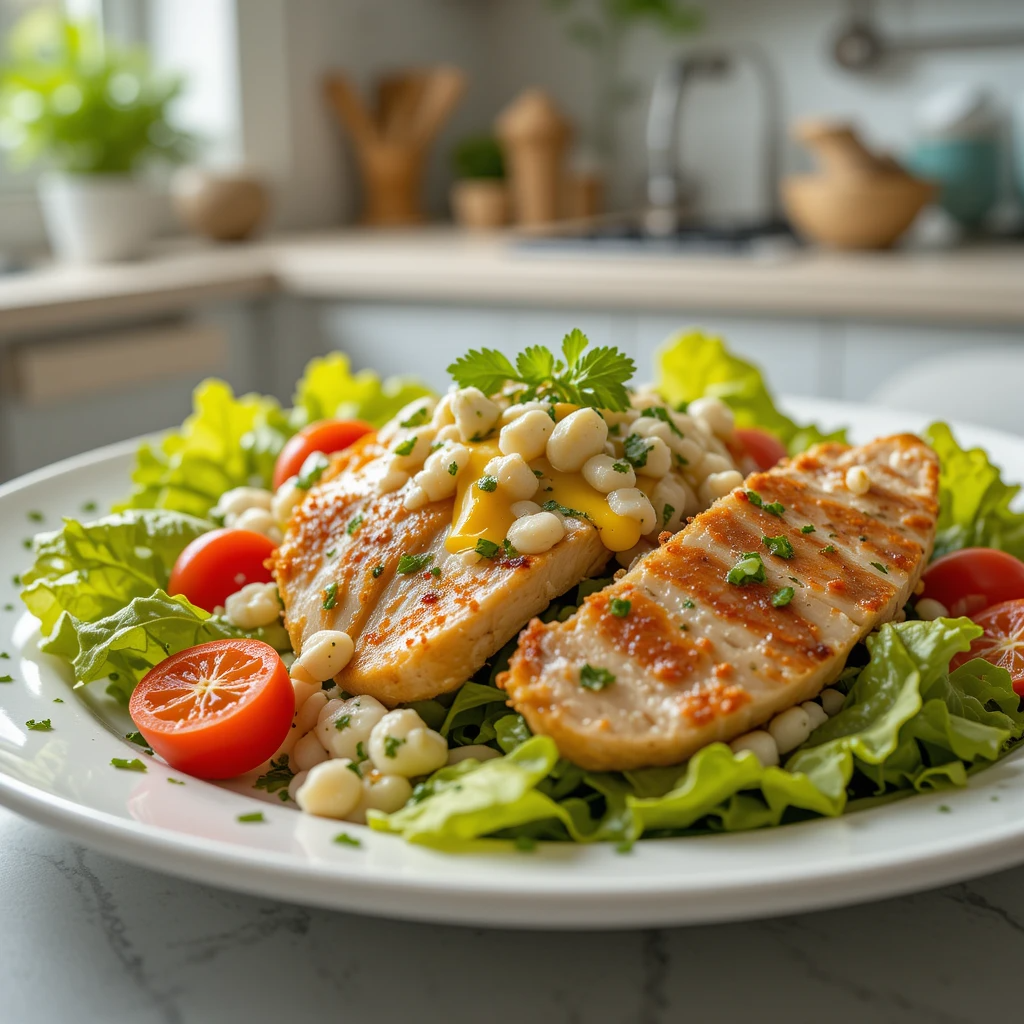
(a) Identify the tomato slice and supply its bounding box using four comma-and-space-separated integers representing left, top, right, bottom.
129, 639, 293, 778
950, 599, 1024, 697
920, 548, 1024, 618
168, 528, 276, 613
273, 419, 374, 490
733, 427, 787, 472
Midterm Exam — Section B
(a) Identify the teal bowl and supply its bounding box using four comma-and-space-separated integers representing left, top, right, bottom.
907, 138, 1000, 229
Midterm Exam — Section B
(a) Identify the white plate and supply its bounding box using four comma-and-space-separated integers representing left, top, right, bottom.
1, 399, 1023, 930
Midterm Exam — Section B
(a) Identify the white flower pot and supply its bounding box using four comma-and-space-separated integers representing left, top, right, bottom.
38, 173, 157, 263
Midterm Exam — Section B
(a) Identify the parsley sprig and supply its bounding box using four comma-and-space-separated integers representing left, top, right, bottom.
447, 329, 635, 412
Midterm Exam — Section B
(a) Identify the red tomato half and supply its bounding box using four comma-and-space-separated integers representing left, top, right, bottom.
168, 528, 276, 613
920, 548, 1024, 619
734, 427, 788, 472
273, 419, 374, 490
950, 599, 1024, 697
130, 639, 293, 778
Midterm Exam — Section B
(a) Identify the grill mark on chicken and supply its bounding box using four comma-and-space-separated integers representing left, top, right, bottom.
500, 434, 939, 771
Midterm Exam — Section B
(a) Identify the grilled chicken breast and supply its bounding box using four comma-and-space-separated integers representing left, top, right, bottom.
273, 434, 609, 705
500, 434, 939, 771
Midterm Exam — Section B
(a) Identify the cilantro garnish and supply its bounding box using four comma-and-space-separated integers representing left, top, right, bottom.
167, 777, 185, 785
400, 406, 430, 428
383, 735, 406, 758
727, 552, 766, 586
448, 461, 459, 476
446, 329, 635, 411
255, 754, 294, 798
297, 451, 330, 490
393, 436, 418, 457
772, 586, 795, 608
27, 510, 43, 523
682, 598, 695, 609
610, 598, 631, 618
579, 664, 616, 690
662, 503, 675, 526
612, 461, 630, 473
81, 500, 97, 513
514, 836, 537, 852
0, 674, 12, 683
763, 501, 785, 517
871, 561, 889, 574
347, 514, 364, 536
334, 715, 352, 731
623, 433, 652, 468
26, 718, 52, 731
322, 583, 338, 610
334, 832, 362, 847
541, 499, 590, 520
639, 406, 683, 438
762, 535, 794, 559
125, 731, 154, 754
477, 476, 498, 492
430, 566, 442, 578
110, 757, 146, 772
503, 538, 519, 558
237, 812, 265, 823
397, 552, 434, 574
371, 564, 384, 578
801, 525, 816, 534
475, 538, 501, 558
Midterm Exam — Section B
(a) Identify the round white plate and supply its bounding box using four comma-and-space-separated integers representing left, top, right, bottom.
2, 399, 1023, 930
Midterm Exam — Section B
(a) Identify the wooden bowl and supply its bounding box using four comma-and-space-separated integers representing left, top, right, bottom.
782, 174, 936, 250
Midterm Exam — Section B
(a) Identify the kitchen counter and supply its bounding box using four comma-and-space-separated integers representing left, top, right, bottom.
1, 802, 1018, 1024
3, 229, 1024, 337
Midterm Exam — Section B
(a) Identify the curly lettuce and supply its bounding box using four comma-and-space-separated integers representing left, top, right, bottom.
655, 330, 846, 454
926, 421, 1024, 560
372, 618, 1024, 848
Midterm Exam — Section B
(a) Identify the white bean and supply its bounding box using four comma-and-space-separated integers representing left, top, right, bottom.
729, 730, 779, 767
484, 453, 539, 501
845, 465, 871, 496
506, 511, 566, 555
368, 708, 448, 777
583, 453, 635, 492
500, 401, 554, 426
819, 688, 846, 717
651, 475, 691, 532
607, 487, 658, 535
347, 770, 414, 823
447, 744, 502, 765
390, 429, 435, 471
915, 597, 949, 621
213, 486, 273, 523
430, 392, 455, 429
413, 443, 471, 502
635, 436, 672, 479
546, 408, 608, 472
315, 693, 388, 761
295, 759, 363, 819
801, 701, 829, 730
701, 470, 744, 503
688, 396, 735, 439
287, 769, 308, 802
293, 629, 354, 683
768, 706, 812, 754
293, 729, 330, 771
232, 507, 283, 543
375, 455, 410, 495
453, 386, 501, 442
271, 477, 304, 526
223, 582, 280, 630
510, 499, 543, 519
290, 675, 319, 712
499, 409, 555, 461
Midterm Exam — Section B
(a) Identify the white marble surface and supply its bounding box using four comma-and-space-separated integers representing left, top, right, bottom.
1, 805, 1018, 1024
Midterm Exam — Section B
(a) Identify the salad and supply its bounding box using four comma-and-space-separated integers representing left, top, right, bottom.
17, 330, 1024, 851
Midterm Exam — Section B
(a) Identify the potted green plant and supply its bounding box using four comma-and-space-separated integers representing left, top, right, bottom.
450, 135, 508, 230
0, 10, 192, 262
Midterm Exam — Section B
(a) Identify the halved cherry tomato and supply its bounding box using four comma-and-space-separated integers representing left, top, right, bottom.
950, 599, 1024, 697
130, 639, 293, 778
168, 528, 276, 613
734, 427, 788, 472
920, 548, 1024, 618
273, 419, 374, 490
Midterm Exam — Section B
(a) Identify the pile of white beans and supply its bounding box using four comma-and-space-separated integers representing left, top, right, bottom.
371, 385, 741, 564
728, 686, 846, 767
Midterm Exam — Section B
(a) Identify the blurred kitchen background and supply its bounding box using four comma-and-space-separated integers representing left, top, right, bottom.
1, 0, 1024, 482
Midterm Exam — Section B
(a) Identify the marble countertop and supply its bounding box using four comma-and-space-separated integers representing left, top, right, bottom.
3, 230, 1024, 339
1, 803, 1018, 1024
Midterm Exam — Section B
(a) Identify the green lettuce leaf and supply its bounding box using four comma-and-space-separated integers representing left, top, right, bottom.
21, 510, 210, 634
655, 330, 846, 454
925, 421, 1024, 560
291, 352, 433, 429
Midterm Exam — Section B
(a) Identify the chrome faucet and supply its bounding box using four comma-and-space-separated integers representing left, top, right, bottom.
645, 47, 783, 235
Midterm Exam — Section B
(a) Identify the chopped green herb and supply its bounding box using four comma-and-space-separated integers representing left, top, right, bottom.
763, 501, 785, 517
762, 535, 794, 559
579, 664, 616, 690
682, 598, 695, 609
608, 423, 621, 436
623, 433, 653, 468
296, 451, 330, 490
476, 475, 498, 492
679, 623, 689, 631
393, 435, 418, 457
821, 544, 836, 554
255, 755, 294, 797
938, 805, 951, 814
334, 714, 352, 731
3, 604, 13, 612
503, 538, 519, 558
514, 836, 537, 852
383, 735, 406, 758
871, 561, 889, 575
448, 461, 459, 476
429, 441, 443, 452
27, 510, 44, 523
612, 461, 630, 473
474, 538, 501, 558
237, 811, 265, 823
397, 552, 434, 574
801, 525, 816, 534
371, 564, 384, 578
772, 586, 795, 608
541, 499, 590, 520
125, 731, 154, 754
52, 698, 63, 704
167, 777, 185, 785
639, 405, 683, 437
0, 674, 12, 683
322, 583, 338, 610
110, 757, 146, 772
346, 761, 362, 778
745, 490, 764, 507
616, 840, 634, 854
662, 503, 675, 526
609, 598, 632, 618
532, 469, 545, 478
326, 548, 337, 558
347, 514, 364, 536
430, 566, 442, 578
26, 718, 52, 731
399, 406, 430, 428
0, 652, 7, 659
356, 741, 367, 761
727, 552, 766, 586
22, 538, 32, 550
334, 832, 362, 847
81, 500, 97, 513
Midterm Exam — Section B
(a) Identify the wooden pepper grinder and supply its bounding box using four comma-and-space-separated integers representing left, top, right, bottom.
496, 90, 571, 226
